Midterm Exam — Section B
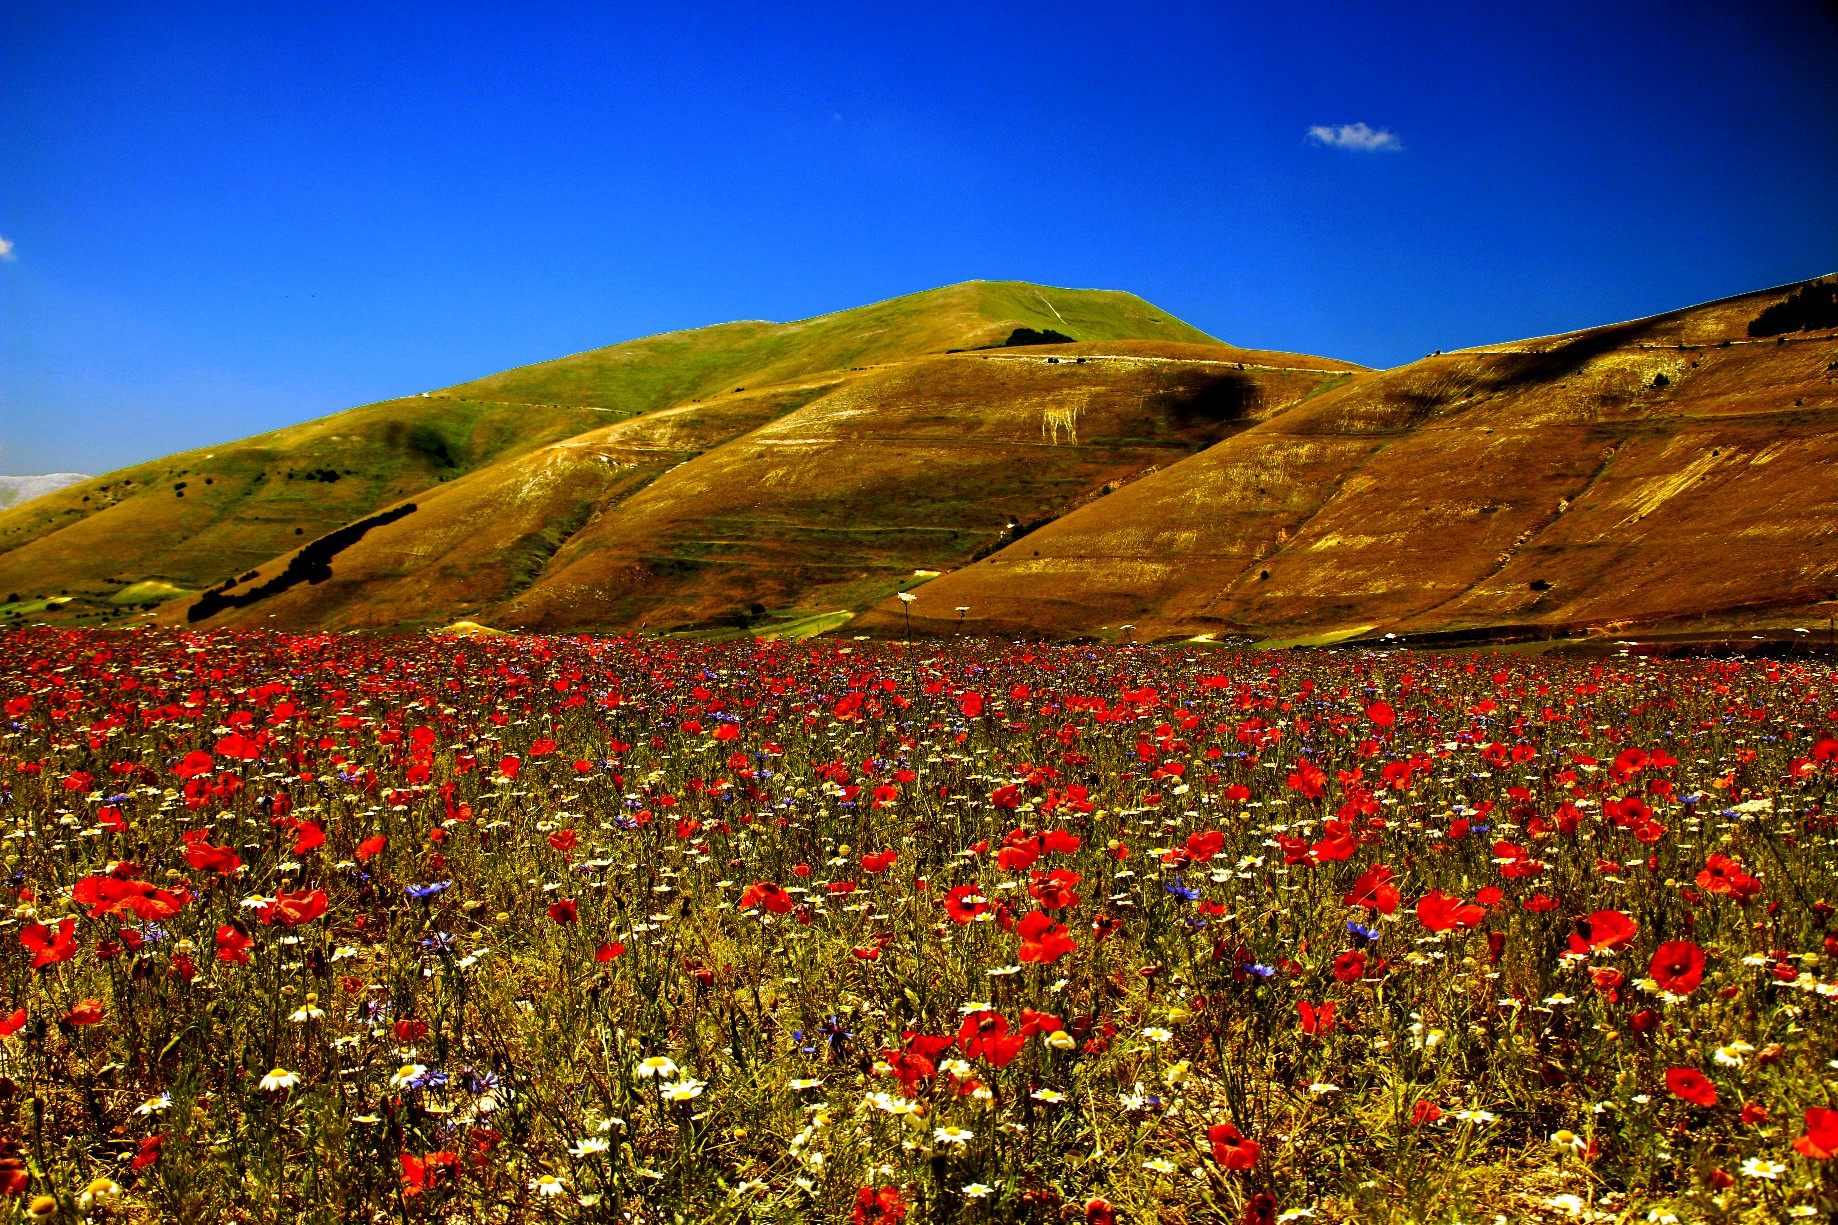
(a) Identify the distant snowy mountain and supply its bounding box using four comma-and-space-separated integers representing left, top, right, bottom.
0, 473, 90, 510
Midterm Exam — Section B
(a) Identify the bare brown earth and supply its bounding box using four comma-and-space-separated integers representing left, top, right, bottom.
856, 278, 1838, 644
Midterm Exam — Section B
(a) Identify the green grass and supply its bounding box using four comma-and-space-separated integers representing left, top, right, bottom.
439, 281, 1221, 412
107, 580, 193, 606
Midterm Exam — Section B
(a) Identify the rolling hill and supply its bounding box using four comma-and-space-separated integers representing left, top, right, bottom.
855, 276, 1838, 646
0, 281, 1217, 621
3, 273, 1832, 644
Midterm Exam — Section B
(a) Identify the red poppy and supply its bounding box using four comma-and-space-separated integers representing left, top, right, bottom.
1297, 1000, 1337, 1035
957, 1011, 1027, 1066
1332, 949, 1367, 983
1207, 1122, 1260, 1169
1243, 1194, 1277, 1225
0, 1009, 24, 1037
292, 822, 325, 854
131, 1135, 163, 1172
399, 1150, 459, 1196
216, 925, 253, 965
1019, 1007, 1064, 1036
1573, 909, 1638, 952
739, 882, 795, 915
497, 755, 521, 780
861, 849, 897, 873
1740, 1101, 1768, 1125
546, 899, 578, 925
879, 1049, 934, 1093
1649, 940, 1705, 994
548, 829, 578, 854
259, 888, 328, 927
1665, 1067, 1717, 1107
72, 875, 187, 921
356, 835, 387, 861
175, 750, 215, 779
852, 1186, 908, 1225
1416, 891, 1486, 932
1696, 853, 1761, 903
996, 840, 1038, 871
1345, 864, 1400, 915
1286, 761, 1327, 799
958, 693, 984, 718
1017, 910, 1076, 964
1794, 1107, 1838, 1158
1366, 700, 1395, 728
215, 731, 263, 760
64, 998, 105, 1026
1411, 1100, 1441, 1125
595, 941, 625, 962
942, 885, 990, 924
182, 832, 243, 877
1085, 1199, 1117, 1225
20, 917, 78, 969
1184, 830, 1226, 863
1028, 869, 1081, 909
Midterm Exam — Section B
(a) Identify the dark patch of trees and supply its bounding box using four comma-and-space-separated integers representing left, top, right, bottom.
1004, 328, 1075, 347
188, 504, 417, 621
1748, 282, 1838, 338
1167, 373, 1257, 427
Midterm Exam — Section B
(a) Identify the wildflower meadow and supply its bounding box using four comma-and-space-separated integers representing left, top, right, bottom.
1, 626, 1835, 1223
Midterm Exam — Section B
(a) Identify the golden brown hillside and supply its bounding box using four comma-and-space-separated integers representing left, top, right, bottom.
0, 280, 1218, 624
857, 276, 1838, 645
9, 274, 1833, 644
154, 340, 1360, 633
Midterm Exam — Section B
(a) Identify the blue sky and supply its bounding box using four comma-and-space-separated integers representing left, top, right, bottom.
3, 0, 1836, 475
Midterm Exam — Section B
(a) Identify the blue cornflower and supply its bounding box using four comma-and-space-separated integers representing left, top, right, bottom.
818, 1016, 853, 1051
1346, 921, 1381, 944
1164, 878, 1200, 902
1246, 963, 1275, 978
405, 881, 454, 901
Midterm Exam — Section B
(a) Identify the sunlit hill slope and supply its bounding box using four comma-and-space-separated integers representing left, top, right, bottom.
2, 275, 1833, 643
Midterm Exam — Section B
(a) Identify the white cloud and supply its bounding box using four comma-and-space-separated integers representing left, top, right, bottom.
0, 236, 14, 260
1306, 123, 1402, 152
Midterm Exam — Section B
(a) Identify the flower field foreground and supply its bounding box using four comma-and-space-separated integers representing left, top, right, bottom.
0, 628, 1836, 1224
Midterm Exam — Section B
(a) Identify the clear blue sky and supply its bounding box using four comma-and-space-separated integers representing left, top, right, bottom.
4, 1, 1836, 475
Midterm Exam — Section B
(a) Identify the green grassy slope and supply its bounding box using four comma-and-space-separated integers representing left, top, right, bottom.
2, 281, 1220, 625
434, 281, 1219, 410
